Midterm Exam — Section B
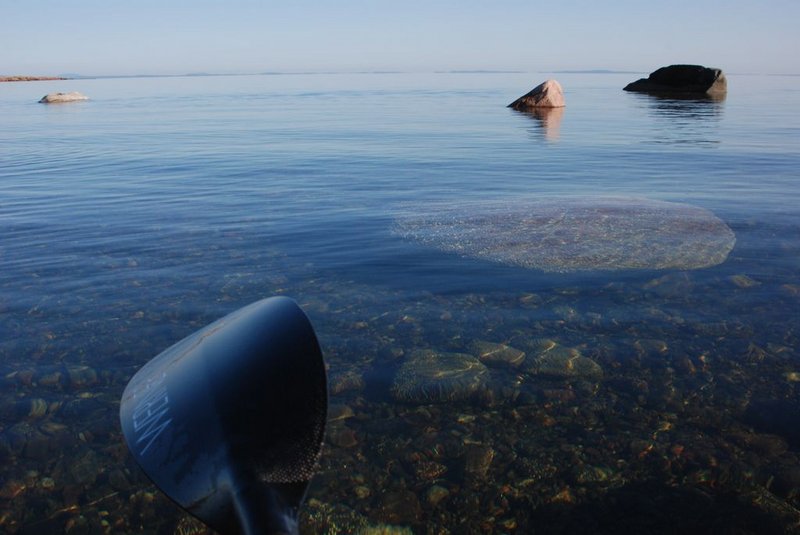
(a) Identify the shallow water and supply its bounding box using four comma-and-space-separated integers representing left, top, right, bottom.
1, 72, 799, 533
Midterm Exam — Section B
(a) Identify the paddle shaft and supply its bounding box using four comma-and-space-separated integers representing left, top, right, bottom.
232, 482, 299, 535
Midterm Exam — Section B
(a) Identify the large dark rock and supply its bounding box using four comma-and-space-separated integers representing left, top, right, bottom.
624, 65, 726, 95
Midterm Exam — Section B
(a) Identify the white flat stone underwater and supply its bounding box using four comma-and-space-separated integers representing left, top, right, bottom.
394, 197, 736, 272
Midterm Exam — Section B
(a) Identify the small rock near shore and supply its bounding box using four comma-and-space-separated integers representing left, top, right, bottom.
39, 92, 89, 104
508, 79, 565, 110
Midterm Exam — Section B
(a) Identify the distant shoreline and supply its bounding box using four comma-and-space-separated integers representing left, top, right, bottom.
2, 71, 797, 83
0, 76, 67, 83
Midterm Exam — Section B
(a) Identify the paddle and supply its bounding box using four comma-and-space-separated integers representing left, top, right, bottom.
119, 296, 328, 535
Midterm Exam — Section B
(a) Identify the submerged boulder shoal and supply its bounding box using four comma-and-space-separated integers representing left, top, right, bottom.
394, 197, 736, 273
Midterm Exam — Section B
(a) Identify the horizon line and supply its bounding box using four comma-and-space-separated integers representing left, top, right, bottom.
4, 68, 798, 81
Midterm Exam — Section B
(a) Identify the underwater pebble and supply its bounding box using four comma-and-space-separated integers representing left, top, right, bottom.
300, 500, 368, 534
38, 371, 63, 387
635, 338, 669, 356
500, 517, 518, 530
329, 370, 366, 395
390, 349, 488, 404
328, 404, 355, 422
573, 465, 614, 484
426, 485, 450, 507
108, 469, 131, 491
541, 388, 576, 402
375, 490, 422, 525
526, 347, 603, 379
22, 429, 51, 461
550, 487, 576, 504
68, 449, 99, 485
731, 432, 788, 458
457, 413, 476, 424
513, 457, 557, 481
64, 515, 89, 533
464, 443, 494, 480
519, 293, 542, 307
0, 479, 26, 499
643, 272, 694, 295
729, 274, 760, 288
7, 369, 35, 386
27, 398, 48, 419
553, 305, 580, 321
328, 426, 358, 448
413, 460, 448, 481
67, 366, 98, 389
470, 340, 526, 368
780, 284, 800, 296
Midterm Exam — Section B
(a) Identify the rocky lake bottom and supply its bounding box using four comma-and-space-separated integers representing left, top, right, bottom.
2, 252, 800, 534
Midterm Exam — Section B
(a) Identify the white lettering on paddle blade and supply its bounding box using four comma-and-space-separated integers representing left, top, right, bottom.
131, 372, 172, 456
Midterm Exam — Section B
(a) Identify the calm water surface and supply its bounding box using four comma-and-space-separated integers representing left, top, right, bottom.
1, 72, 799, 533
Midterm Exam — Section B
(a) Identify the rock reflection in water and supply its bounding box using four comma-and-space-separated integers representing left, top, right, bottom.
515, 106, 564, 141
633, 92, 726, 146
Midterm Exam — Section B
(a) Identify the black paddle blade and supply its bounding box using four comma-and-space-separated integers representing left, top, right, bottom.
119, 297, 327, 535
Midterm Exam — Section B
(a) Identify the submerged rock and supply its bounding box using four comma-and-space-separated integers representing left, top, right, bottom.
426, 485, 450, 506
39, 92, 89, 103
470, 340, 526, 368
67, 365, 97, 388
390, 349, 488, 404
329, 370, 366, 395
394, 197, 736, 272
524, 344, 603, 379
464, 443, 495, 480
508, 79, 565, 110
413, 460, 448, 481
624, 65, 727, 95
742, 399, 800, 449
375, 490, 422, 525
301, 500, 368, 534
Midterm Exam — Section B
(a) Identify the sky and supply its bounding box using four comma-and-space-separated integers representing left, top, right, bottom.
2, 0, 799, 76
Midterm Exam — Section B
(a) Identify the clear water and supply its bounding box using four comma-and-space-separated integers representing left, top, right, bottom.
1, 72, 799, 533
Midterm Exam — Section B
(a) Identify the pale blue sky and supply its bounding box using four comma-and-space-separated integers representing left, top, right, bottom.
3, 0, 798, 76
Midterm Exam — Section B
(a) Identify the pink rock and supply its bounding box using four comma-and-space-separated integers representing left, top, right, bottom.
508, 80, 565, 110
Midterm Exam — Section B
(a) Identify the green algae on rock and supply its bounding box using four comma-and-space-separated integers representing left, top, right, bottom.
390, 349, 488, 404
394, 197, 736, 272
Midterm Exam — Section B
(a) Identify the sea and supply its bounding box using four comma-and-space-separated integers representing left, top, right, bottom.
1, 72, 799, 534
